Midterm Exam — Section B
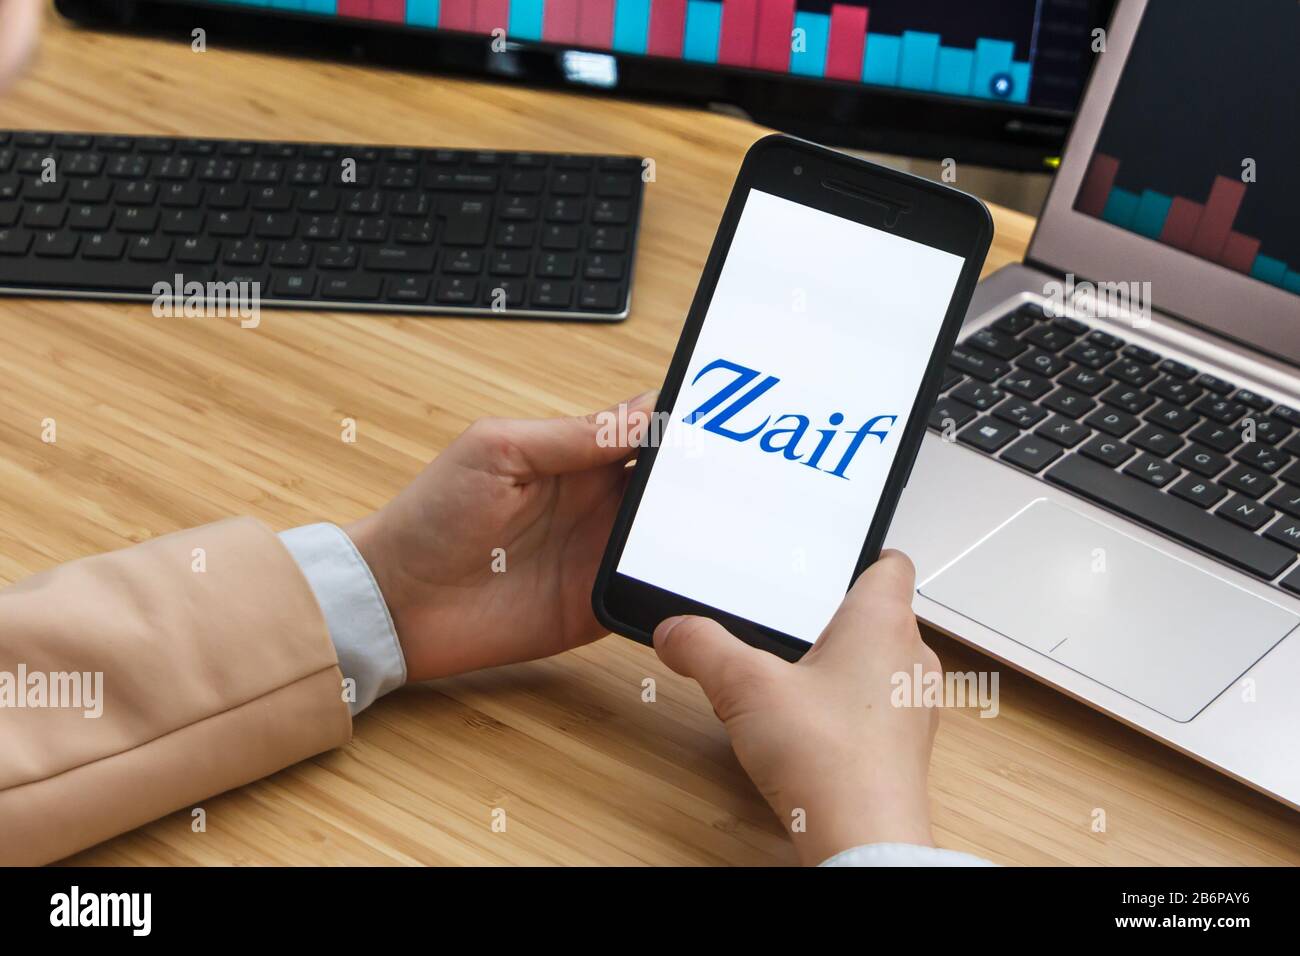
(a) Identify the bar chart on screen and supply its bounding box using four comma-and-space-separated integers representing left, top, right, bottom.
1071, 0, 1300, 298
217, 0, 1038, 104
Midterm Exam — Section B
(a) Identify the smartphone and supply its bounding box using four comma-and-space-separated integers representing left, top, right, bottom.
593, 135, 992, 660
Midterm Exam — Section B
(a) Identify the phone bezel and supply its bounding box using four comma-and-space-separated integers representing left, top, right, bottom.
592, 134, 993, 661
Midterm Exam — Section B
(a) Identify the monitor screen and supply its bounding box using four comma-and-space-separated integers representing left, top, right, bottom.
203, 0, 1101, 116
1071, 0, 1299, 298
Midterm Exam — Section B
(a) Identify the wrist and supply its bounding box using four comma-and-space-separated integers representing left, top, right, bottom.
343, 513, 408, 657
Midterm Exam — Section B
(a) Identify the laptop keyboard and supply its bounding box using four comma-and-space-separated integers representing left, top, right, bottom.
0, 131, 645, 319
930, 301, 1300, 593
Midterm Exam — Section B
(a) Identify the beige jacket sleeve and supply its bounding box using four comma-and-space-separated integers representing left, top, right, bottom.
0, 517, 353, 865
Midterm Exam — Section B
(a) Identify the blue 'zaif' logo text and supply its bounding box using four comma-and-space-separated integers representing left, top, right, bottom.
682, 359, 897, 480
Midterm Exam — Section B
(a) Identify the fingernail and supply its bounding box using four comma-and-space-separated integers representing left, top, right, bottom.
653, 615, 686, 643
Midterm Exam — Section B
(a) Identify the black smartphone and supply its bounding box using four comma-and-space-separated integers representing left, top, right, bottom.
593, 135, 992, 661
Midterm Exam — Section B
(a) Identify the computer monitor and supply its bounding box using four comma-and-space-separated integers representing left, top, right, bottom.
59, 0, 1114, 170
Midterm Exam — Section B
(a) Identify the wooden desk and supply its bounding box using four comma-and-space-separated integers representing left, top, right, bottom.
3, 14, 1298, 866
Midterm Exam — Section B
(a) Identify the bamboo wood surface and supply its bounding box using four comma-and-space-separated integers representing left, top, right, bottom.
2, 12, 1297, 865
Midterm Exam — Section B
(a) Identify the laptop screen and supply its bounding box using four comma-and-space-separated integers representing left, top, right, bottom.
1069, 0, 1298, 300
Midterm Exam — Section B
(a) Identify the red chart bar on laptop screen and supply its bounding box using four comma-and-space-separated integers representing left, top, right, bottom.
826, 4, 869, 81
647, 0, 688, 56
370, 0, 405, 22
336, 0, 372, 18
1076, 153, 1120, 220
577, 0, 617, 48
1159, 196, 1202, 251
475, 0, 513, 34
753, 0, 797, 72
1189, 176, 1247, 262
719, 0, 760, 67
439, 0, 474, 31
545, 0, 582, 43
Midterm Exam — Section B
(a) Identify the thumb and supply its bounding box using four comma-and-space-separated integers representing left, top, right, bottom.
653, 616, 775, 718
480, 389, 659, 479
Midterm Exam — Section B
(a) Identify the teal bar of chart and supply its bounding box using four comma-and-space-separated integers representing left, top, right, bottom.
1102, 188, 1141, 229
862, 33, 901, 86
790, 11, 830, 77
898, 31, 939, 90
1252, 255, 1288, 286
683, 0, 722, 63
612, 0, 652, 54
508, 0, 544, 39
405, 0, 437, 26
1132, 189, 1174, 239
934, 46, 974, 96
972, 38, 1013, 98
302, 0, 335, 11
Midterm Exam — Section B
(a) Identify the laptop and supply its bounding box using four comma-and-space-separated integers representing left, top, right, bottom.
891, 0, 1300, 808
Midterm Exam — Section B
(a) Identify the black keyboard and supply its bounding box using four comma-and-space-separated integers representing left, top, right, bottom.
0, 131, 646, 320
930, 300, 1300, 594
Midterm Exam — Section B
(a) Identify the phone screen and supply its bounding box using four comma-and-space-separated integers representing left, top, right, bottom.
616, 188, 966, 643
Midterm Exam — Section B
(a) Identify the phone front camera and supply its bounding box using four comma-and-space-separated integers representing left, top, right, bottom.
793, 165, 803, 176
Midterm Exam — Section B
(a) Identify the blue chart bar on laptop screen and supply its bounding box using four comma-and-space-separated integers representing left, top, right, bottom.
207, 0, 1043, 107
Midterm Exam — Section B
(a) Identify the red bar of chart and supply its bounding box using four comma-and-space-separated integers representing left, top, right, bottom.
1076, 152, 1120, 219
475, 0, 513, 34
1189, 176, 1246, 261
1221, 231, 1262, 275
1158, 196, 1202, 251
753, 0, 797, 72
826, 4, 869, 81
545, 0, 582, 44
370, 0, 405, 23
577, 0, 617, 49
719, 0, 761, 67
439, 0, 474, 31
647, 0, 687, 56
336, 0, 372, 18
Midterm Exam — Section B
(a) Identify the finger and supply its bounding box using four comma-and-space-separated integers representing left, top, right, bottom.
809, 550, 918, 662
465, 390, 659, 480
653, 615, 774, 717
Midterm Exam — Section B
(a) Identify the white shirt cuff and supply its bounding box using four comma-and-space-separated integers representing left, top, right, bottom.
279, 522, 407, 716
819, 844, 997, 867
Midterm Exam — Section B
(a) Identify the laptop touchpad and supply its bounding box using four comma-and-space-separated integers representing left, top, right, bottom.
918, 498, 1299, 722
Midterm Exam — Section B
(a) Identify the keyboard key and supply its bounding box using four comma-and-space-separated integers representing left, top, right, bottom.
1118, 343, 1159, 366
435, 277, 477, 303
1123, 453, 1180, 488
1188, 421, 1240, 453
1195, 373, 1235, 396
1079, 435, 1136, 468
1263, 517, 1300, 551
1265, 484, 1300, 519
1046, 454, 1296, 578
999, 370, 1053, 400
949, 345, 1008, 382
1149, 376, 1203, 405
1087, 328, 1125, 350
1221, 465, 1276, 498
951, 381, 1004, 412
385, 276, 431, 303
272, 273, 316, 297
1023, 324, 1074, 352
968, 327, 1028, 361
1083, 406, 1139, 438
1100, 384, 1153, 414
1172, 444, 1229, 478
1158, 358, 1197, 380
1001, 436, 1065, 473
578, 282, 621, 312
1015, 348, 1069, 378
1143, 401, 1199, 433
1042, 387, 1096, 419
1234, 443, 1291, 474
531, 280, 572, 307
1130, 426, 1183, 457
321, 274, 383, 300
1109, 359, 1159, 387
992, 398, 1047, 429
1232, 389, 1271, 412
991, 310, 1035, 335
957, 417, 1018, 453
1057, 366, 1110, 396
1217, 495, 1273, 531
1190, 395, 1247, 424
1063, 342, 1116, 369
363, 247, 435, 272
1170, 475, 1227, 510
1034, 415, 1090, 448
929, 398, 977, 432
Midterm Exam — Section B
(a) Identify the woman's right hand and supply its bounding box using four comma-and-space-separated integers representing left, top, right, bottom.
652, 550, 943, 866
